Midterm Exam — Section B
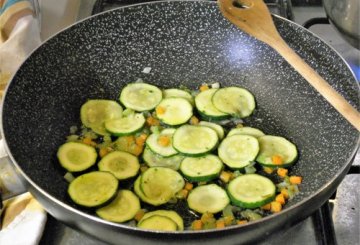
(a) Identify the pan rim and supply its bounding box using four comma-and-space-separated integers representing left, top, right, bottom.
0, 0, 359, 237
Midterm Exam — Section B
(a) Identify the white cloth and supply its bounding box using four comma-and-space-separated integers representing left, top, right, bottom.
0, 193, 47, 245
0, 7, 46, 245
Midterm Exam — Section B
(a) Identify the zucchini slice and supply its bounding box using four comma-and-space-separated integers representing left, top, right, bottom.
119, 82, 162, 111
96, 190, 140, 223
195, 88, 229, 120
146, 128, 178, 157
134, 176, 165, 206
180, 154, 223, 182
155, 97, 193, 126
218, 135, 259, 169
212, 87, 255, 118
104, 113, 145, 136
80, 99, 123, 135
142, 147, 183, 170
98, 151, 140, 180
256, 135, 298, 168
57, 142, 97, 172
140, 167, 185, 205
198, 121, 225, 139
137, 215, 178, 231
187, 184, 230, 214
227, 126, 265, 138
172, 125, 219, 156
139, 210, 184, 231
163, 88, 194, 105
68, 171, 118, 208
227, 174, 276, 209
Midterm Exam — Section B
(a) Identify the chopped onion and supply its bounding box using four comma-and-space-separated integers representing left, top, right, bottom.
211, 82, 220, 89
142, 67, 152, 74
64, 172, 75, 183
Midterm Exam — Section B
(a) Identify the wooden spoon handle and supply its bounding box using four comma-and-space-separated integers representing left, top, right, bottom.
218, 0, 360, 131
271, 38, 360, 131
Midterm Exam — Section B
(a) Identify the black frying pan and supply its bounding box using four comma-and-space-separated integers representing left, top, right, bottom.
1, 1, 359, 244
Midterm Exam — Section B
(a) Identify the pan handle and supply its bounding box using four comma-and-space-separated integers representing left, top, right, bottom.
0, 139, 27, 209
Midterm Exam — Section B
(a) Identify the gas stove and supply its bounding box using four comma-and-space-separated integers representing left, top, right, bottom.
38, 1, 359, 244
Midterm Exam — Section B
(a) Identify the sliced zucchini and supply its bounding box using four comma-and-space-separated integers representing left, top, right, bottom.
57, 142, 97, 172
119, 82, 162, 111
256, 135, 298, 168
172, 125, 219, 156
134, 176, 165, 206
68, 171, 118, 208
195, 88, 229, 120
146, 128, 177, 157
227, 174, 276, 208
98, 151, 140, 180
139, 210, 184, 230
142, 147, 183, 170
218, 135, 259, 169
80, 99, 123, 135
96, 190, 140, 223
140, 167, 185, 205
227, 126, 265, 138
187, 184, 230, 214
155, 98, 193, 126
137, 215, 178, 231
163, 88, 194, 105
180, 154, 223, 182
198, 121, 225, 139
212, 87, 255, 118
104, 113, 145, 136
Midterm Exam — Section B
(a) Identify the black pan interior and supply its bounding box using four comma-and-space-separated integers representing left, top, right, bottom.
2, 1, 359, 220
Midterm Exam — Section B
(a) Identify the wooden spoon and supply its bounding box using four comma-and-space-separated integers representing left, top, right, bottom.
218, 0, 360, 131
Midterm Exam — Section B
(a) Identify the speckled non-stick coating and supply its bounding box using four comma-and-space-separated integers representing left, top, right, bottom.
1, 0, 359, 244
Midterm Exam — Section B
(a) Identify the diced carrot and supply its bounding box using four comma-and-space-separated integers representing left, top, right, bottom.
201, 212, 214, 224
199, 84, 209, 92
277, 167, 288, 178
237, 220, 248, 225
146, 116, 160, 126
275, 193, 286, 205
192, 220, 203, 230
134, 209, 145, 222
157, 135, 171, 147
289, 176, 302, 185
176, 189, 189, 199
224, 215, 234, 226
99, 148, 109, 158
261, 203, 271, 210
280, 189, 289, 199
135, 134, 148, 146
82, 137, 93, 145
216, 219, 226, 229
270, 201, 282, 213
156, 106, 166, 115
132, 144, 144, 156
184, 182, 194, 191
263, 167, 274, 174
220, 171, 232, 183
271, 155, 284, 165
190, 116, 199, 125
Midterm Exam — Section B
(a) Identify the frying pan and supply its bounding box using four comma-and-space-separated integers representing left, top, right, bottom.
1, 1, 359, 244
